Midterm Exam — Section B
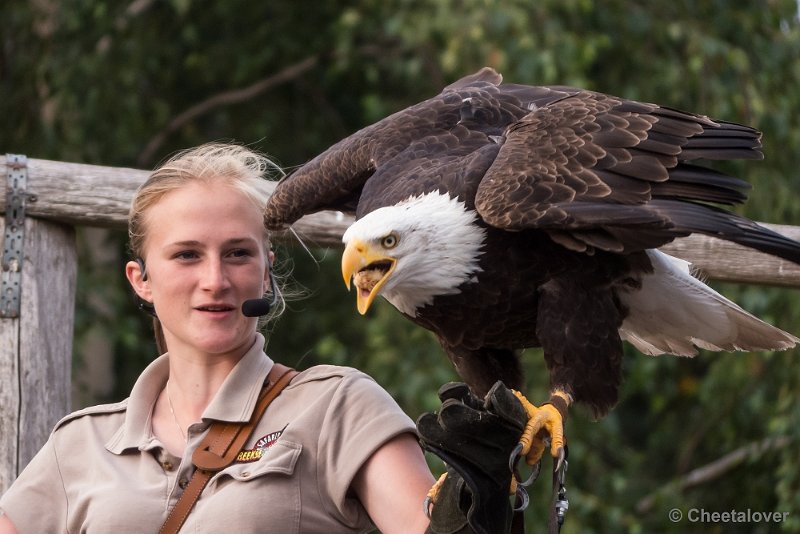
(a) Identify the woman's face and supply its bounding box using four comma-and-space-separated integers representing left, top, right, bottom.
127, 180, 270, 359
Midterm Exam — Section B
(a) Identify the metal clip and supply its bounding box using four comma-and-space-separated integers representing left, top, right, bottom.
554, 456, 569, 529
1, 154, 28, 318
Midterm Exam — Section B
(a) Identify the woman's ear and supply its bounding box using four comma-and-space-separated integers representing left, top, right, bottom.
125, 259, 152, 302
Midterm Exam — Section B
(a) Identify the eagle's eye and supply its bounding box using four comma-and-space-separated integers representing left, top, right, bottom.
381, 234, 398, 249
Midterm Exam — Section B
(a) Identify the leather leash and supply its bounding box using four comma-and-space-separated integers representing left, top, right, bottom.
159, 363, 298, 534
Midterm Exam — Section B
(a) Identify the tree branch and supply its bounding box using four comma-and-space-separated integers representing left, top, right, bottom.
136, 55, 319, 166
636, 436, 791, 514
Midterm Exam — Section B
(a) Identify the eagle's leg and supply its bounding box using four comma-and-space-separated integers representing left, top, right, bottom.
526, 276, 625, 470
511, 388, 572, 470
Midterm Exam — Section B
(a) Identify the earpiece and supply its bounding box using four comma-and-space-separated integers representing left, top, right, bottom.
133, 257, 157, 316
136, 257, 148, 281
137, 299, 158, 317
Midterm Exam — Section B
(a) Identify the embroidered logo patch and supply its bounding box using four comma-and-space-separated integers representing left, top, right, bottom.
235, 426, 286, 463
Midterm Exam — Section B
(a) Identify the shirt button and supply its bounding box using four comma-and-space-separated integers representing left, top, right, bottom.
241, 471, 250, 478
179, 478, 189, 489
162, 461, 174, 471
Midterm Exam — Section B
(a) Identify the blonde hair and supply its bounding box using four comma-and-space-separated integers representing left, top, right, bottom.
129, 142, 285, 353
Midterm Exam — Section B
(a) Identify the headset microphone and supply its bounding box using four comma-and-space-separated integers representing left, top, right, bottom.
242, 298, 273, 317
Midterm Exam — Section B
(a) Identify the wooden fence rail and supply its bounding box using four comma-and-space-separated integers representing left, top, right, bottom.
2, 154, 800, 494
3, 155, 800, 284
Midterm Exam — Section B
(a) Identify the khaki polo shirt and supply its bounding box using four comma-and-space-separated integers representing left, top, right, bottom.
0, 334, 416, 533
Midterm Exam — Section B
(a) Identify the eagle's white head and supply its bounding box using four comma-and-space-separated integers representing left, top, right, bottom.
341, 191, 487, 317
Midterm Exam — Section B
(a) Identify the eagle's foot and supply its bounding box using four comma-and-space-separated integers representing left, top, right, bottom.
510, 389, 571, 473
423, 472, 449, 517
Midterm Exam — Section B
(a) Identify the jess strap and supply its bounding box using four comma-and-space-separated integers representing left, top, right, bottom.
159, 363, 298, 534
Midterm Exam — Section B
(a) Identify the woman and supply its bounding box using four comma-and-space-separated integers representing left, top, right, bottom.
0, 143, 435, 533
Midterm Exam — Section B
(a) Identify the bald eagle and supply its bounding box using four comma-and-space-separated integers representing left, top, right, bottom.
265, 67, 800, 464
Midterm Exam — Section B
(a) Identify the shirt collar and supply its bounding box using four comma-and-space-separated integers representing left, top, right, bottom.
106, 333, 273, 454
201, 334, 272, 423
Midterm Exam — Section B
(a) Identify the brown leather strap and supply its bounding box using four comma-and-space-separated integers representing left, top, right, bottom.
159, 363, 298, 534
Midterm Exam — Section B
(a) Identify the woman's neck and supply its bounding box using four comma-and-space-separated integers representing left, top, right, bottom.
165, 352, 241, 422
164, 335, 255, 421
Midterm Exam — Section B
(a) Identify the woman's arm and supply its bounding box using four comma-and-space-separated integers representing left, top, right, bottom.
352, 432, 435, 534
0, 512, 19, 534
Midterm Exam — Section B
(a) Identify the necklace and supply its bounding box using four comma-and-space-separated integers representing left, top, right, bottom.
166, 381, 188, 443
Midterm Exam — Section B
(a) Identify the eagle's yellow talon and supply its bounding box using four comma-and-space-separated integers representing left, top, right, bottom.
423, 472, 449, 518
427, 472, 449, 504
527, 437, 546, 466
511, 390, 568, 467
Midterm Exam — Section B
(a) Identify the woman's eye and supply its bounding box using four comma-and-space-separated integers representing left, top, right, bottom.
230, 248, 253, 258
175, 251, 198, 260
381, 234, 398, 249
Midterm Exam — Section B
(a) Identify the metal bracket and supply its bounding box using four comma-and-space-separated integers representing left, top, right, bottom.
1, 154, 28, 318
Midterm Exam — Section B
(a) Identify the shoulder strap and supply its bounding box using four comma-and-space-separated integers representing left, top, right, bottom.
159, 363, 298, 534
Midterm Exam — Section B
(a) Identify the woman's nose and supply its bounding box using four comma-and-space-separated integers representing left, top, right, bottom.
200, 259, 230, 291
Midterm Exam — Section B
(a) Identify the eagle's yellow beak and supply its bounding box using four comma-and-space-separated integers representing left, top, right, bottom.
342, 239, 397, 315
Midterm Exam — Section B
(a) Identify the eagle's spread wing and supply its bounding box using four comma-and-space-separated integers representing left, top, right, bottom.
266, 67, 800, 263
265, 68, 576, 227
474, 90, 764, 253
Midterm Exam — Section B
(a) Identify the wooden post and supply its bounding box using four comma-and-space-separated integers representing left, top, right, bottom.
0, 216, 76, 493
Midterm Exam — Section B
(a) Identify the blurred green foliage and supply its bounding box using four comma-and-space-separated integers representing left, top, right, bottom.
4, 0, 800, 531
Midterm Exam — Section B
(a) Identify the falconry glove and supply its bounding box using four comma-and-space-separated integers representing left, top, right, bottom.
417, 381, 528, 534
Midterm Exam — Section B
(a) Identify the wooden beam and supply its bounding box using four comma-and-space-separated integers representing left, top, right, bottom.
2, 155, 800, 287
0, 155, 347, 244
660, 224, 800, 288
0, 217, 76, 492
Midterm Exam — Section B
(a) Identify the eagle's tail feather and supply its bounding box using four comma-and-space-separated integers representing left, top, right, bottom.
618, 250, 798, 356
